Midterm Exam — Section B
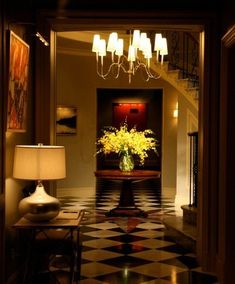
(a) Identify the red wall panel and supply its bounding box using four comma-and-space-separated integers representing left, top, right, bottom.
112, 103, 147, 131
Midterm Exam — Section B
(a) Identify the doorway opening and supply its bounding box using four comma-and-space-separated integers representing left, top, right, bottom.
56, 27, 199, 217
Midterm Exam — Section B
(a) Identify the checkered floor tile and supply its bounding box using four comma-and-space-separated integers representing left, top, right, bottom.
54, 180, 218, 283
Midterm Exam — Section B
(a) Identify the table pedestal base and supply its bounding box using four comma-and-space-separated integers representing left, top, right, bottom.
106, 207, 148, 218
94, 170, 161, 218
106, 179, 148, 217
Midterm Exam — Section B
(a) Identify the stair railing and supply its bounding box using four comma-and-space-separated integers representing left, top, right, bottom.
188, 132, 198, 207
166, 31, 199, 88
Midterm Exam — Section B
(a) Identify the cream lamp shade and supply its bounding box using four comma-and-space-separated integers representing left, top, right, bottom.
13, 145, 66, 181
13, 144, 66, 222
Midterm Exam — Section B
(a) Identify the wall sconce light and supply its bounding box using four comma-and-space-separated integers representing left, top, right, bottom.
35, 32, 49, 46
13, 144, 66, 221
9, 22, 50, 47
173, 102, 178, 118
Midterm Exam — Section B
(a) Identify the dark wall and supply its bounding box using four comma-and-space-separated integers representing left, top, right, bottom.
7, 0, 220, 12
0, 0, 6, 282
220, 0, 235, 35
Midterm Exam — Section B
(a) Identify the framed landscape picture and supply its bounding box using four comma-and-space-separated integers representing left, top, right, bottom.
7, 30, 30, 132
56, 106, 77, 135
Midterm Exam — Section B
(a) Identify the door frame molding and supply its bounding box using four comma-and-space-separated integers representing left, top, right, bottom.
217, 24, 235, 284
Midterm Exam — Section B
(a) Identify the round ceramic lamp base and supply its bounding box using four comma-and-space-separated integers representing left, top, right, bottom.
19, 184, 60, 222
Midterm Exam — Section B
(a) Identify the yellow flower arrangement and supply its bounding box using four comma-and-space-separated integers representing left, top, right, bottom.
96, 122, 158, 165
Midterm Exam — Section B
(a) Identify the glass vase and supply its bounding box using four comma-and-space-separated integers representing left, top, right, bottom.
119, 152, 134, 172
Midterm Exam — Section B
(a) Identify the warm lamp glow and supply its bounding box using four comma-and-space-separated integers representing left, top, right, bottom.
13, 145, 66, 180
35, 32, 49, 46
173, 109, 178, 118
107, 32, 118, 52
173, 102, 178, 118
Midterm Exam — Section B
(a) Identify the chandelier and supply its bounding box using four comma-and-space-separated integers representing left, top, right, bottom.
92, 30, 168, 83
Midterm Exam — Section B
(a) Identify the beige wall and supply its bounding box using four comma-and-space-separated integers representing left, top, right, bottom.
56, 50, 179, 191
161, 85, 178, 188
175, 92, 198, 212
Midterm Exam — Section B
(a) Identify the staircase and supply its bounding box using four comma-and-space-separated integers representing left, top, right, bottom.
155, 61, 199, 110
167, 67, 199, 100
152, 30, 199, 110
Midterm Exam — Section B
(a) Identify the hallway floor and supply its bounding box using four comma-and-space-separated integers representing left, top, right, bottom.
57, 179, 218, 284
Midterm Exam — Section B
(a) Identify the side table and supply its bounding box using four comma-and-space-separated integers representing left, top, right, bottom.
13, 210, 84, 284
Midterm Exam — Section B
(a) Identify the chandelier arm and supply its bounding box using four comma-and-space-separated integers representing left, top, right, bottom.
118, 55, 131, 74
96, 61, 121, 79
114, 63, 122, 79
119, 63, 131, 74
146, 68, 161, 79
96, 62, 105, 79
95, 56, 162, 82
135, 62, 161, 80
133, 63, 150, 82
105, 62, 119, 78
95, 56, 107, 79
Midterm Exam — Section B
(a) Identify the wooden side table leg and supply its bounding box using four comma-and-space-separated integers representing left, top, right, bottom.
22, 229, 35, 284
72, 229, 81, 284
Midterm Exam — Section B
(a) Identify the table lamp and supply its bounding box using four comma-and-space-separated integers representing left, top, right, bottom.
13, 144, 66, 222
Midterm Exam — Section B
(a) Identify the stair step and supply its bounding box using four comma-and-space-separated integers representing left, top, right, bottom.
185, 88, 199, 100
181, 205, 197, 225
167, 69, 180, 80
152, 61, 199, 107
161, 61, 170, 72
163, 216, 197, 253
187, 80, 199, 88
177, 78, 190, 88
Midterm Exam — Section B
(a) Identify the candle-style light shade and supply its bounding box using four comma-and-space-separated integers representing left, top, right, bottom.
13, 145, 66, 222
91, 30, 168, 83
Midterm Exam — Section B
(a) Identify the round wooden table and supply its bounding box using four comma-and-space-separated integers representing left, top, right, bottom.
94, 169, 161, 217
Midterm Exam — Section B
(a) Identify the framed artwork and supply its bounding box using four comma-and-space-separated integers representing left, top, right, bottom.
56, 106, 77, 135
7, 31, 30, 132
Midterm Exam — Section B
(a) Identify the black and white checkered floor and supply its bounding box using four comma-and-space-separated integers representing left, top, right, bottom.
58, 180, 218, 284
